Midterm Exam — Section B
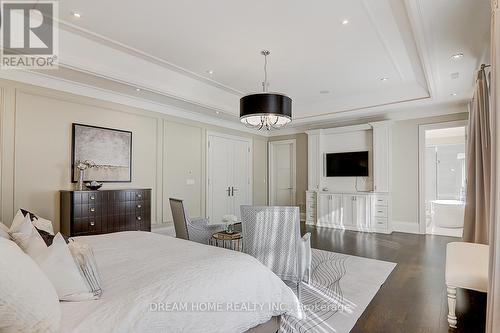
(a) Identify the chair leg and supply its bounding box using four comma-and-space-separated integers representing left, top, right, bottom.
447, 286, 457, 328
297, 282, 302, 300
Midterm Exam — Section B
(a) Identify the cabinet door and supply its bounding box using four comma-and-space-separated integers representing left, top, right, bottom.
317, 195, 331, 225
373, 126, 390, 192
308, 134, 320, 191
330, 194, 343, 226
342, 195, 355, 226
354, 195, 370, 230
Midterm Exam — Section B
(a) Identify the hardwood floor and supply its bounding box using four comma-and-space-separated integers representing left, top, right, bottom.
303, 225, 487, 333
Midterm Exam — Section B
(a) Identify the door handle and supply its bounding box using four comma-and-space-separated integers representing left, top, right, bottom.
227, 187, 231, 196
231, 187, 239, 196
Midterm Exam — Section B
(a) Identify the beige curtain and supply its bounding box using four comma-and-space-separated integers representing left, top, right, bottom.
487, 0, 500, 331
463, 68, 491, 244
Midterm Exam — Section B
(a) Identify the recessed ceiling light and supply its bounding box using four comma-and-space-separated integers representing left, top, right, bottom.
215, 111, 220, 115
71, 11, 81, 18
206, 70, 214, 75
450, 93, 457, 96
450, 53, 464, 60
342, 19, 349, 25
135, 88, 141, 92
380, 77, 389, 81
320, 90, 330, 94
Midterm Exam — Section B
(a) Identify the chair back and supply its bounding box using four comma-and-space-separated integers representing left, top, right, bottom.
169, 198, 189, 240
240, 205, 301, 283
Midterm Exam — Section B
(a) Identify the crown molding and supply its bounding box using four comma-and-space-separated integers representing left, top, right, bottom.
57, 19, 244, 96
0, 69, 269, 137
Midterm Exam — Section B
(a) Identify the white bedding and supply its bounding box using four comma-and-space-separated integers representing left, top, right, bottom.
60, 231, 302, 333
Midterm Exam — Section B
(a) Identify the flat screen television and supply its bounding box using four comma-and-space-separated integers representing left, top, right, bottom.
325, 151, 369, 177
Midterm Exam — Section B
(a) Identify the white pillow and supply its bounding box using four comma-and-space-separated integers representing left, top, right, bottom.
0, 238, 61, 333
0, 222, 10, 239
33, 216, 55, 235
8, 214, 47, 257
69, 240, 103, 299
33, 233, 95, 301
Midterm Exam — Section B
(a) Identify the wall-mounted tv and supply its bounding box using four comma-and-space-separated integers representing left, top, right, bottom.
325, 151, 369, 177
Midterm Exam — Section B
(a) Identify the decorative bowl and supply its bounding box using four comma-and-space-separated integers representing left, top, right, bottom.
85, 182, 103, 191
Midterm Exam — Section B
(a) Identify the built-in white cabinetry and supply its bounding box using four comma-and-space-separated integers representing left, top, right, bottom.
305, 191, 317, 224
305, 121, 392, 234
372, 123, 391, 193
315, 192, 391, 234
317, 193, 342, 227
307, 134, 320, 191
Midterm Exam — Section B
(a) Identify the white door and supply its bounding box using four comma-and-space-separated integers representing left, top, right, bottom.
207, 133, 252, 224
231, 140, 251, 220
269, 140, 296, 205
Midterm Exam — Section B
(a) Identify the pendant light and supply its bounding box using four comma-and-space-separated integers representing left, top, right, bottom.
240, 50, 292, 130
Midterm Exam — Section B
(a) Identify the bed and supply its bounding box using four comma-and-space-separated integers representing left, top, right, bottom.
59, 231, 302, 332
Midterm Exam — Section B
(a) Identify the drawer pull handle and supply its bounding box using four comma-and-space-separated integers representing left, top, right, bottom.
137, 205, 142, 209
90, 208, 95, 212
378, 210, 383, 213
137, 216, 142, 221
90, 196, 95, 200
90, 221, 95, 226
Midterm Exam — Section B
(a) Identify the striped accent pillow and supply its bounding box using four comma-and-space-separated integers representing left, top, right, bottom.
68, 240, 102, 299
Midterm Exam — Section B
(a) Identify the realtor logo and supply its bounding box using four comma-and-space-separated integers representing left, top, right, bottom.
0, 0, 58, 68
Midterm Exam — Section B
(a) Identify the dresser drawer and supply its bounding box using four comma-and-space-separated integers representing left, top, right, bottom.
374, 206, 388, 218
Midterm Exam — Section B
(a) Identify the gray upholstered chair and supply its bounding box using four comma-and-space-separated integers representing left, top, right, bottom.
169, 198, 226, 244
240, 205, 312, 295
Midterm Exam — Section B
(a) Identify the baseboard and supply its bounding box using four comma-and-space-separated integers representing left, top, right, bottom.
392, 221, 421, 234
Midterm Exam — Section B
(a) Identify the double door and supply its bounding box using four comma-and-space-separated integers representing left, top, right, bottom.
317, 193, 369, 229
207, 133, 252, 224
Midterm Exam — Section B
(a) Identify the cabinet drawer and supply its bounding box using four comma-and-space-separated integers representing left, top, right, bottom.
374, 206, 388, 218
306, 193, 316, 200
373, 217, 388, 228
374, 197, 388, 206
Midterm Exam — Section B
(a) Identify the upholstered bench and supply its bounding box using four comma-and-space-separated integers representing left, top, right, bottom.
445, 242, 489, 328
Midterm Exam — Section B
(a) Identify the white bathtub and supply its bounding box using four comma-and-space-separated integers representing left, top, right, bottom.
431, 200, 465, 228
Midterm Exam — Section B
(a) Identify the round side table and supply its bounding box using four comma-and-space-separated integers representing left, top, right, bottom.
210, 231, 243, 251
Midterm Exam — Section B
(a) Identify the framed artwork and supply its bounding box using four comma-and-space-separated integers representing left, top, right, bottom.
71, 123, 132, 182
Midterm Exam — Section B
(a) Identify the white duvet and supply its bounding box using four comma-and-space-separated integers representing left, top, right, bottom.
60, 231, 302, 333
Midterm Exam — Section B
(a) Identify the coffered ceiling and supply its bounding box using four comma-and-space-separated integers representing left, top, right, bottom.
1, 0, 490, 132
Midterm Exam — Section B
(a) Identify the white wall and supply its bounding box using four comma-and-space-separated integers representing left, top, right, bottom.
391, 111, 469, 233
0, 79, 268, 232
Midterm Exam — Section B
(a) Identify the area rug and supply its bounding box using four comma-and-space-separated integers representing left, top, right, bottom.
280, 249, 396, 333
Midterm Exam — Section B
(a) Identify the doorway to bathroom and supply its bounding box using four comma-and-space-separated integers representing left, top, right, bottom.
418, 120, 468, 237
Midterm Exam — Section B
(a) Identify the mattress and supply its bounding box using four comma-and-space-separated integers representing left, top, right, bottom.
59, 231, 302, 332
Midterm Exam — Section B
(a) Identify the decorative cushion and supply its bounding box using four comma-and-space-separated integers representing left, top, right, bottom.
445, 242, 489, 292
20, 208, 55, 235
69, 240, 103, 299
32, 233, 95, 301
0, 237, 61, 333
8, 213, 47, 258
0, 222, 10, 239
37, 228, 70, 247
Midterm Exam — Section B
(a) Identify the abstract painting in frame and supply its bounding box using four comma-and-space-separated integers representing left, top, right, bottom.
72, 123, 132, 182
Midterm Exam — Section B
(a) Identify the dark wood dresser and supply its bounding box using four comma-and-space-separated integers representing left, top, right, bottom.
60, 189, 151, 237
